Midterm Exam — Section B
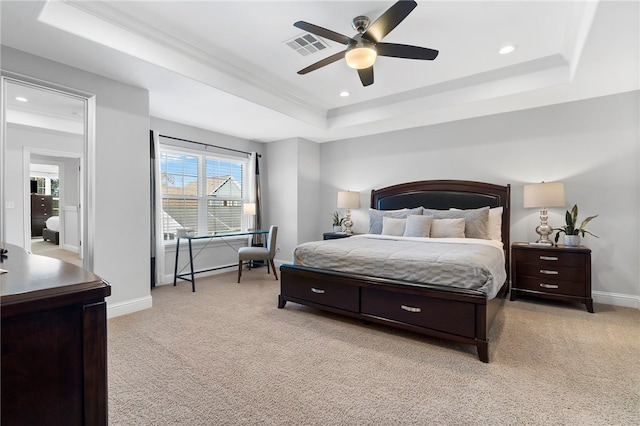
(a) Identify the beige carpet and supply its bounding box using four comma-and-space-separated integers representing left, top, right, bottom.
108, 271, 639, 425
30, 238, 83, 267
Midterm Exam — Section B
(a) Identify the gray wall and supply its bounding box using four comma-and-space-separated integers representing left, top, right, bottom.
317, 91, 640, 307
2, 46, 151, 316
3, 47, 636, 313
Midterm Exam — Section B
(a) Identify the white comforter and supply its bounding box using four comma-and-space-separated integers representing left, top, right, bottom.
293, 234, 506, 299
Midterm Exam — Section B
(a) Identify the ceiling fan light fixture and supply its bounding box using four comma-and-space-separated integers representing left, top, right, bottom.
345, 45, 377, 69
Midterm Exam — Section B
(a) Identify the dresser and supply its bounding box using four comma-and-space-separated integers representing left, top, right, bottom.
1, 243, 111, 425
510, 243, 593, 312
30, 194, 53, 237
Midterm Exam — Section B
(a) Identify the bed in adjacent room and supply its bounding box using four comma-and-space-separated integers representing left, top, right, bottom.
278, 180, 511, 362
42, 216, 60, 245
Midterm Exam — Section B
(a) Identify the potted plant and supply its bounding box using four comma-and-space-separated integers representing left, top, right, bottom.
331, 211, 344, 233
553, 204, 598, 247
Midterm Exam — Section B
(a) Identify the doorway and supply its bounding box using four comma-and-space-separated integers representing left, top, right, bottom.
1, 75, 95, 270
27, 154, 83, 267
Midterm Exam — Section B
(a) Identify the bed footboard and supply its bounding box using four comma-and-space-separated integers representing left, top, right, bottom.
279, 264, 507, 362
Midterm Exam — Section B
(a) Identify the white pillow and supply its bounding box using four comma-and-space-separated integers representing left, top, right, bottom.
430, 218, 465, 238
403, 215, 433, 238
382, 217, 406, 236
449, 206, 503, 241
488, 207, 503, 241
45, 216, 60, 232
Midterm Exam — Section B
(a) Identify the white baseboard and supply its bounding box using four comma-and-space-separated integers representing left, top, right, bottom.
593, 291, 640, 309
107, 295, 153, 319
61, 243, 78, 253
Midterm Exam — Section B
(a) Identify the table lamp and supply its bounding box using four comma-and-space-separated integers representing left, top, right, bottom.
244, 202, 256, 230
523, 182, 565, 245
337, 191, 360, 235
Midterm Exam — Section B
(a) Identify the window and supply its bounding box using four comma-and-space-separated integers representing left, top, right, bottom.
159, 147, 247, 241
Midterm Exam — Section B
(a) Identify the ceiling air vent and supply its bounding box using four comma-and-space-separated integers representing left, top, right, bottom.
285, 33, 329, 56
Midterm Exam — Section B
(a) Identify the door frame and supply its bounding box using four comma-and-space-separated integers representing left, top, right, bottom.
1, 73, 96, 270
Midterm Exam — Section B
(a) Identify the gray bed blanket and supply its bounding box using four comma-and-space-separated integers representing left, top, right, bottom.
293, 235, 506, 299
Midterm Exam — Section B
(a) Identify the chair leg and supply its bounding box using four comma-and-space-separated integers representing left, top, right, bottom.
237, 261, 242, 283
270, 259, 278, 280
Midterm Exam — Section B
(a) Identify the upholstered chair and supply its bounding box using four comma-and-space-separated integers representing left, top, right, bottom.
237, 225, 278, 283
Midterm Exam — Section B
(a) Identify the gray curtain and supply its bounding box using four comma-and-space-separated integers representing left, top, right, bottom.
252, 152, 263, 246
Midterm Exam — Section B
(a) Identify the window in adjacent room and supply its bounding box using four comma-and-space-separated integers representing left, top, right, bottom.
158, 146, 246, 241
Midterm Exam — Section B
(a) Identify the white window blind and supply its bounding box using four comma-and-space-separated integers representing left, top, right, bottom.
159, 147, 246, 240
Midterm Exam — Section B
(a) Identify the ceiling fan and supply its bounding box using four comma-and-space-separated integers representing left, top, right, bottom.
294, 0, 439, 87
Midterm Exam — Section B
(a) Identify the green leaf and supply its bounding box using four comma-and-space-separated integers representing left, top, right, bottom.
579, 215, 598, 230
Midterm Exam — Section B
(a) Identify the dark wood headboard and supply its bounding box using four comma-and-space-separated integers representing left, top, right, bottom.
370, 180, 511, 271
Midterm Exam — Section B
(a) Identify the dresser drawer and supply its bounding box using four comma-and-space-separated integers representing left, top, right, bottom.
361, 287, 476, 338
515, 249, 586, 267
516, 263, 585, 282
514, 276, 586, 297
281, 277, 360, 313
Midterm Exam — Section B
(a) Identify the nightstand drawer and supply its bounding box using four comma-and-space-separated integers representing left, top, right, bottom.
516, 263, 585, 282
514, 276, 586, 297
515, 249, 586, 267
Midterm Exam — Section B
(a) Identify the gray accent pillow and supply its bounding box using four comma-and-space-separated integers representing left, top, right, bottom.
423, 206, 490, 239
368, 207, 423, 234
403, 215, 433, 238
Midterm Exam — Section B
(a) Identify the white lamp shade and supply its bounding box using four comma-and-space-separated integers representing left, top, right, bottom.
337, 191, 360, 209
243, 202, 256, 215
523, 182, 566, 208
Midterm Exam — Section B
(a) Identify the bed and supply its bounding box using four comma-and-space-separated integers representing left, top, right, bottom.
42, 216, 60, 245
278, 180, 511, 362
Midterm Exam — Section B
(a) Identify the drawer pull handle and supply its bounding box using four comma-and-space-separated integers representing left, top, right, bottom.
540, 269, 559, 275
311, 288, 325, 294
540, 256, 558, 261
401, 305, 421, 313
540, 283, 559, 289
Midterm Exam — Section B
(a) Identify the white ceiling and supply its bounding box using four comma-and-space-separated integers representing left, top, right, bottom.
1, 0, 638, 143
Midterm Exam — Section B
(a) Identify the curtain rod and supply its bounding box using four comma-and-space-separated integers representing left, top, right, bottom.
159, 134, 261, 157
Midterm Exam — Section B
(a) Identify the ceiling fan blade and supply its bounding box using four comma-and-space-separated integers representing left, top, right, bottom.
294, 21, 354, 45
297, 50, 347, 75
357, 67, 374, 87
376, 43, 439, 60
363, 0, 417, 43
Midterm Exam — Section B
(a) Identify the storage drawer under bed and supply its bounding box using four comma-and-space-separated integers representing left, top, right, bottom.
361, 287, 476, 338
280, 276, 360, 313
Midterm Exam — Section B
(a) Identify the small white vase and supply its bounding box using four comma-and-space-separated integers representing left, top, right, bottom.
564, 235, 580, 247
333, 225, 342, 233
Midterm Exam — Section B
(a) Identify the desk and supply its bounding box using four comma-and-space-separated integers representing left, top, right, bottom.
174, 229, 268, 292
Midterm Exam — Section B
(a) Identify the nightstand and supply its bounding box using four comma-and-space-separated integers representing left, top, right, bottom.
323, 232, 351, 240
510, 243, 593, 312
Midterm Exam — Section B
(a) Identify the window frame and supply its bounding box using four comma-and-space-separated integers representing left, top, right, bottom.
159, 144, 249, 245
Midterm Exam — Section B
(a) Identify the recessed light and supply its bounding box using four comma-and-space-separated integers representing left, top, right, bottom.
499, 45, 516, 55
15, 96, 28, 102
339, 91, 350, 97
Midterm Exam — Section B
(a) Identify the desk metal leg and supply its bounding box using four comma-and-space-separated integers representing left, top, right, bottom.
188, 239, 195, 292
173, 237, 180, 286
